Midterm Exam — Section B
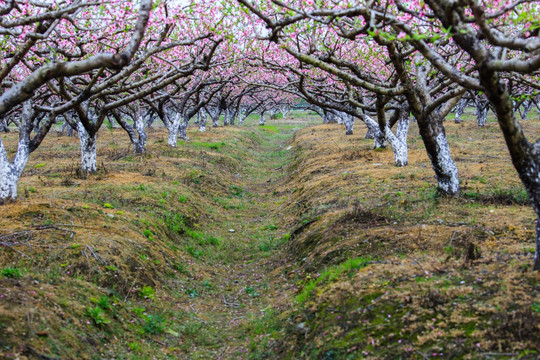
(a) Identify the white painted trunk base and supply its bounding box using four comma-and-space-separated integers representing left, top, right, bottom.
77, 123, 97, 173
0, 136, 29, 203
385, 116, 410, 167
199, 112, 207, 132
364, 115, 386, 149
166, 113, 182, 147
341, 112, 354, 135
179, 118, 189, 140
134, 115, 147, 154
433, 132, 460, 195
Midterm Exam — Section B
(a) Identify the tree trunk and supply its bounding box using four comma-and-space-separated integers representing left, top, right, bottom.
229, 108, 236, 126
535, 218, 540, 271
417, 114, 459, 195
223, 108, 230, 126
207, 107, 220, 127
61, 122, 74, 136
0, 117, 9, 132
0, 134, 30, 204
475, 97, 488, 127
280, 105, 290, 118
534, 96, 540, 121
167, 126, 179, 147
178, 116, 189, 140
114, 108, 147, 154
146, 114, 156, 128
259, 113, 266, 126
454, 98, 467, 124
477, 68, 540, 270
343, 113, 354, 135
239, 109, 248, 125
363, 115, 386, 149
165, 113, 182, 147
365, 126, 375, 139
385, 115, 410, 167
199, 109, 207, 132
519, 99, 533, 121
77, 122, 97, 173
323, 109, 338, 124
477, 106, 487, 127
133, 114, 147, 154
335, 111, 343, 125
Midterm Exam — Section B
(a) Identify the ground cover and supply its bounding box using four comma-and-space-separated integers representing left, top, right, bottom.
0, 109, 539, 359
255, 109, 540, 359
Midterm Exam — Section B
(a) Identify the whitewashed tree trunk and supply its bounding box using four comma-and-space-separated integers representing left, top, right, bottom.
475, 97, 489, 127
534, 95, 540, 121
229, 108, 237, 125
198, 109, 207, 132
259, 112, 266, 126
338, 111, 354, 135
77, 122, 97, 173
167, 126, 179, 147
0, 136, 30, 204
344, 118, 354, 135
365, 126, 375, 139
454, 98, 468, 124
477, 107, 487, 127
114, 105, 147, 154
363, 115, 386, 149
238, 109, 248, 125
0, 103, 32, 204
146, 114, 156, 128
223, 108, 230, 126
335, 111, 344, 125
384, 115, 410, 167
178, 116, 189, 140
0, 117, 9, 132
322, 110, 332, 124
166, 113, 182, 147
280, 105, 291, 118
133, 114, 147, 154
61, 121, 74, 136
519, 99, 533, 121
432, 132, 459, 194
207, 107, 220, 128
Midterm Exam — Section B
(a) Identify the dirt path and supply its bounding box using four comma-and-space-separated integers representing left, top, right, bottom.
171, 120, 304, 359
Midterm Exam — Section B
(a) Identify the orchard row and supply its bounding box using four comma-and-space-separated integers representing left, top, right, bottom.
0, 0, 539, 269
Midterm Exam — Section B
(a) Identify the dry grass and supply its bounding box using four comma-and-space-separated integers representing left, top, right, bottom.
263, 114, 540, 359
1, 111, 539, 359
0, 124, 267, 359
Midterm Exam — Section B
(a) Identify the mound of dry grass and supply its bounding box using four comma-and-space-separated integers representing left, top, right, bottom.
0, 125, 263, 359
268, 118, 540, 358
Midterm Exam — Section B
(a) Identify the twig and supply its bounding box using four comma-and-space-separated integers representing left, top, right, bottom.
222, 295, 241, 308
123, 277, 138, 303
0, 241, 32, 259
84, 245, 104, 263
159, 250, 172, 267
218, 346, 229, 358
149, 338, 166, 346
481, 353, 518, 357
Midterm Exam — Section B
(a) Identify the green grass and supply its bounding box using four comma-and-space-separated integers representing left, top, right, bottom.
297, 257, 373, 305
139, 285, 156, 300
179, 140, 226, 151
1, 266, 23, 278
